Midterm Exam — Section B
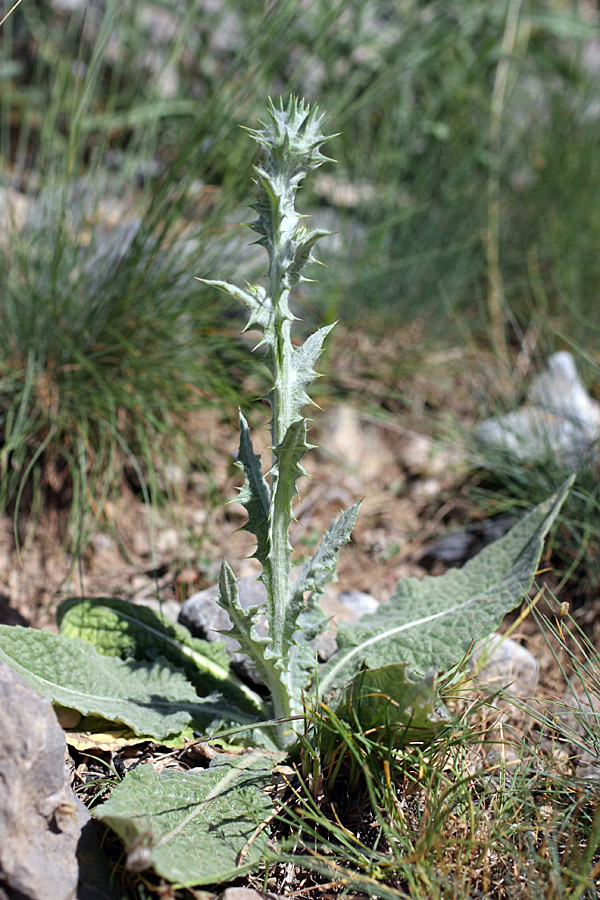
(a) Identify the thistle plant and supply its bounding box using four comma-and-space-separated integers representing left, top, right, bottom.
0, 97, 575, 887
198, 97, 571, 753
200, 98, 361, 746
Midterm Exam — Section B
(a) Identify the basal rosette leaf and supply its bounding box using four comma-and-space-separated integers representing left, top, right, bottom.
94, 750, 282, 886
0, 626, 246, 740
319, 478, 573, 695
326, 664, 449, 746
57, 595, 265, 715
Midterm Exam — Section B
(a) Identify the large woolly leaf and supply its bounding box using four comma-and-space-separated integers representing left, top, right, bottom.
319, 479, 573, 695
0, 626, 242, 739
94, 750, 281, 886
56, 596, 265, 715
326, 664, 448, 745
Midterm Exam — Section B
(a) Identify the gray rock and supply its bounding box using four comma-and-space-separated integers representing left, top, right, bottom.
220, 889, 275, 900
469, 633, 539, 700
476, 352, 600, 467
422, 515, 515, 567
0, 661, 90, 900
559, 687, 600, 780
337, 590, 380, 620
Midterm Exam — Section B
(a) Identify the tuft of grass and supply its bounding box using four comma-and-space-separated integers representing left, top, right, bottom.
257, 649, 600, 900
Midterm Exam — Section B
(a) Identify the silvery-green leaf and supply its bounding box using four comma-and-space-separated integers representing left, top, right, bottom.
271, 418, 311, 519
290, 323, 336, 415
57, 596, 265, 715
278, 606, 328, 709
251, 166, 283, 253
245, 97, 335, 173
94, 750, 282, 886
287, 225, 330, 289
236, 411, 271, 576
319, 478, 573, 695
197, 278, 271, 331
216, 561, 277, 690
326, 664, 448, 745
0, 626, 200, 739
278, 502, 362, 702
268, 419, 312, 651
293, 502, 361, 606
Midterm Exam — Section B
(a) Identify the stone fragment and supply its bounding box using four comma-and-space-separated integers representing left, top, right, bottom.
0, 661, 90, 900
337, 589, 380, 620
220, 889, 274, 900
422, 515, 515, 567
476, 352, 600, 467
559, 687, 600, 780
469, 632, 539, 700
320, 406, 395, 480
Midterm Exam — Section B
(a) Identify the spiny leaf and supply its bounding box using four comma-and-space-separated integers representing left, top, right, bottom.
246, 96, 336, 174
281, 606, 329, 705
216, 561, 276, 690
196, 278, 271, 331
319, 478, 573, 694
278, 502, 362, 697
94, 750, 282, 886
286, 225, 331, 290
290, 323, 336, 415
251, 166, 284, 251
293, 502, 362, 607
236, 412, 271, 574
271, 418, 312, 521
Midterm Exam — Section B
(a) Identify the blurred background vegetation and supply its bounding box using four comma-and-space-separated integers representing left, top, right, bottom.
0, 0, 598, 563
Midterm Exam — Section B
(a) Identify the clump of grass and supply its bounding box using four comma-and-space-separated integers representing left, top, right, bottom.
0, 186, 255, 548
261, 670, 600, 900
0, 1, 272, 550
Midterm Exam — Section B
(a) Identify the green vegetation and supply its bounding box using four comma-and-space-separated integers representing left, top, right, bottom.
0, 98, 576, 895
1, 1, 599, 896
